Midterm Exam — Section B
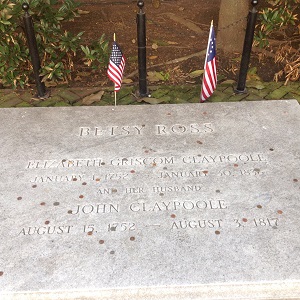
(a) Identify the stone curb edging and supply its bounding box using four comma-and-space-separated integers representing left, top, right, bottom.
0, 81, 299, 108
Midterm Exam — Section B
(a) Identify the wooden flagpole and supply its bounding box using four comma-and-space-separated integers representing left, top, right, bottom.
113, 33, 117, 107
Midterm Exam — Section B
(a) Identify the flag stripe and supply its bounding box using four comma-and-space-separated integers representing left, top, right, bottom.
107, 42, 125, 92
200, 24, 217, 102
208, 59, 216, 88
108, 58, 125, 87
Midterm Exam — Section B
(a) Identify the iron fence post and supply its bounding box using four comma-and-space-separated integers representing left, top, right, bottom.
235, 0, 259, 94
22, 3, 47, 98
136, 0, 149, 97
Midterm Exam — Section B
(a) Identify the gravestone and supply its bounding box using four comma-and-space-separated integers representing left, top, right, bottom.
0, 100, 299, 300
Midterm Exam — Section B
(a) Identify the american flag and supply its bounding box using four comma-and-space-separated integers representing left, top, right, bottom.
200, 23, 217, 102
107, 41, 125, 92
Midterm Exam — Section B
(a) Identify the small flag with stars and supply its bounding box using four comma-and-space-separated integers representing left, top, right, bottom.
107, 41, 125, 92
200, 22, 217, 102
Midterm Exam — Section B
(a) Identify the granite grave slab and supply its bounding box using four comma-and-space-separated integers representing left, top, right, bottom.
0, 100, 300, 299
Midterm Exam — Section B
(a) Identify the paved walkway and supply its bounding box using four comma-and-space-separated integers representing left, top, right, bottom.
0, 80, 300, 108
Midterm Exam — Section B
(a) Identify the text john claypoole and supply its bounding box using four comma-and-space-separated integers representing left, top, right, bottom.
70, 199, 228, 215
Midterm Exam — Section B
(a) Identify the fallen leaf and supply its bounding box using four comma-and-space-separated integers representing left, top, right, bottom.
122, 78, 133, 84
152, 0, 161, 9
167, 41, 178, 45
45, 81, 58, 87
147, 71, 161, 82
149, 55, 158, 60
220, 79, 236, 86
82, 91, 104, 105
155, 72, 167, 81
189, 70, 204, 78
152, 43, 158, 50
78, 9, 90, 15
152, 39, 169, 46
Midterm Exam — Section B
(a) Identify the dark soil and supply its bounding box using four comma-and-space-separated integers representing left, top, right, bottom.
63, 0, 282, 87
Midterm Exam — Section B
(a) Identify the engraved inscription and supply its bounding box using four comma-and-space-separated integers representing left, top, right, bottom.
171, 219, 223, 230
31, 174, 85, 183
107, 222, 136, 232
125, 187, 145, 194
79, 125, 145, 137
18, 150, 278, 239
71, 203, 120, 215
155, 123, 214, 135
158, 170, 208, 178
152, 185, 202, 193
233, 218, 279, 228
18, 225, 73, 236
78, 123, 215, 137
182, 153, 267, 164
129, 200, 228, 212
109, 156, 175, 166
27, 159, 104, 169
26, 156, 175, 169
25, 153, 267, 170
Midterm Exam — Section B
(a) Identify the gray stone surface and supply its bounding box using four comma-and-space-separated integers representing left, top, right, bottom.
0, 100, 300, 300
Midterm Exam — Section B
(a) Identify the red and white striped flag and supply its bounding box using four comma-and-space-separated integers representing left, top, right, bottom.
107, 41, 125, 92
200, 22, 217, 102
